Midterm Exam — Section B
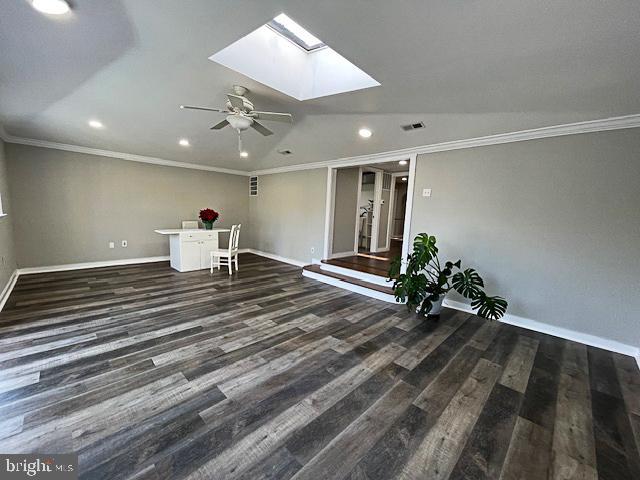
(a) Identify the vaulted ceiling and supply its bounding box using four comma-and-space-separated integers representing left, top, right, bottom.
1, 0, 639, 172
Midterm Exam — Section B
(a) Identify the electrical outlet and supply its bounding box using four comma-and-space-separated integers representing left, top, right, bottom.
422, 188, 432, 197
109, 242, 115, 249
121, 240, 128, 248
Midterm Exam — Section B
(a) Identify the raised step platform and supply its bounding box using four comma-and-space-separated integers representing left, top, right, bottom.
302, 264, 398, 303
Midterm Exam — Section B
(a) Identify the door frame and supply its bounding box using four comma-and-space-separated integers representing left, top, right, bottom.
385, 171, 410, 251
323, 153, 417, 274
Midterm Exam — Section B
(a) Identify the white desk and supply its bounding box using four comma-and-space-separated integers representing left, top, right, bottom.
155, 228, 230, 272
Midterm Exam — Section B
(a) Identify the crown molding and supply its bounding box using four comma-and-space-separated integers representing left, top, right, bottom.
251, 113, 640, 175
3, 114, 640, 177
2, 131, 251, 176
0, 125, 9, 143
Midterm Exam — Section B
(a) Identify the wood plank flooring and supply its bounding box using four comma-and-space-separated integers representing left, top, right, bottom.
0, 253, 638, 479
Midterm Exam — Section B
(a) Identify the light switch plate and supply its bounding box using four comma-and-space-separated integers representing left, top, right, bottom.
422, 188, 432, 197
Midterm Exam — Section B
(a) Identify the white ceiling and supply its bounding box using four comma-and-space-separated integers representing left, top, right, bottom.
1, 0, 639, 172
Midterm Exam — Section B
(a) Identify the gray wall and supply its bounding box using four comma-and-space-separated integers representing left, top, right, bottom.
411, 129, 640, 348
332, 167, 358, 255
0, 140, 17, 292
6, 144, 249, 267
249, 168, 326, 264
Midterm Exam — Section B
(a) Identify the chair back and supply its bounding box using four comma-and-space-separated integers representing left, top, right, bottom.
182, 220, 199, 229
229, 224, 241, 253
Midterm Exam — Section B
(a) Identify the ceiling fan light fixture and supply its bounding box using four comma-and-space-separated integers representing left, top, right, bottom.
31, 0, 70, 15
399, 160, 408, 166
179, 138, 190, 147
239, 151, 249, 158
227, 114, 253, 131
88, 119, 103, 129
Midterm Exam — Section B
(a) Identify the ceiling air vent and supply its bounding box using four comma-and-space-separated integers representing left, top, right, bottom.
249, 176, 258, 197
278, 149, 293, 155
401, 121, 425, 132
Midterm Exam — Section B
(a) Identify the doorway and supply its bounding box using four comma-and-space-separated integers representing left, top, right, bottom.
324, 159, 412, 277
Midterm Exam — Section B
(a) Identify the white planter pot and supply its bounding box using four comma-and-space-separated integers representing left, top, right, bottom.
416, 294, 446, 317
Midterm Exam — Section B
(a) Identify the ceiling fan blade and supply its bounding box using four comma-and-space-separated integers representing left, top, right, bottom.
250, 121, 274, 136
180, 105, 228, 113
210, 119, 230, 130
252, 111, 293, 123
227, 94, 245, 110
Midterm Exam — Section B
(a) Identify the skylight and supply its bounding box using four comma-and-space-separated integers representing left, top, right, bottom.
209, 13, 380, 101
267, 14, 325, 51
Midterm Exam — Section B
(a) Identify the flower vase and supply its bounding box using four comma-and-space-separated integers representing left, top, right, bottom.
203, 221, 213, 230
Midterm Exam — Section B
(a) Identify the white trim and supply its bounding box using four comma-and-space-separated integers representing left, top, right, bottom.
323, 168, 336, 260
400, 154, 417, 274
319, 261, 389, 287
370, 170, 383, 252
385, 176, 396, 251
246, 249, 306, 268
443, 298, 640, 359
328, 251, 357, 260
3, 133, 250, 177
17, 256, 171, 275
0, 269, 19, 312
0, 125, 9, 142
252, 114, 640, 175
4, 114, 640, 178
302, 268, 397, 303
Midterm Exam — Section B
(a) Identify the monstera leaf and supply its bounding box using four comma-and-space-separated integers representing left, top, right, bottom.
451, 268, 484, 299
471, 292, 508, 320
411, 234, 438, 270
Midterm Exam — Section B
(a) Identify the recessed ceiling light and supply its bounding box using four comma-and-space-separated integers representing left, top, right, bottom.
239, 151, 249, 158
399, 160, 408, 166
88, 120, 103, 129
358, 128, 372, 138
179, 138, 190, 147
401, 177, 408, 182
31, 0, 70, 15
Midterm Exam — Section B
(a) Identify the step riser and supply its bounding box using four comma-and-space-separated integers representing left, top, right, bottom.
318, 262, 390, 287
302, 269, 398, 303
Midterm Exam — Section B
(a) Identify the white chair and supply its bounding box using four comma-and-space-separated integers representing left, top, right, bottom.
182, 220, 199, 229
210, 224, 241, 275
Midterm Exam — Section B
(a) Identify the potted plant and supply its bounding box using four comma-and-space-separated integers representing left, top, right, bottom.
199, 208, 220, 230
389, 233, 508, 320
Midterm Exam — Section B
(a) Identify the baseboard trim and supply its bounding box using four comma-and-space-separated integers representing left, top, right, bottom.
302, 268, 397, 303
328, 251, 357, 260
17, 256, 171, 275
0, 269, 19, 312
246, 249, 306, 268
443, 298, 640, 359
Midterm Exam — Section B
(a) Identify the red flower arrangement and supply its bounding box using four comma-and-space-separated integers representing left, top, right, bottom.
199, 208, 220, 229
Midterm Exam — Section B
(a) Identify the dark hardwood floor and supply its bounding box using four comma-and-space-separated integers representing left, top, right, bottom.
327, 240, 404, 277
0, 253, 638, 479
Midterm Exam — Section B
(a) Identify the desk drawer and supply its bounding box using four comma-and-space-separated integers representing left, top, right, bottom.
180, 231, 217, 242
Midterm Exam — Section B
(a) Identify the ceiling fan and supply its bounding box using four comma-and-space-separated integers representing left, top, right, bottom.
180, 85, 292, 156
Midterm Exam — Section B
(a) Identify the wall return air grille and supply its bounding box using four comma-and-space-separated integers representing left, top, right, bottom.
249, 176, 258, 196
